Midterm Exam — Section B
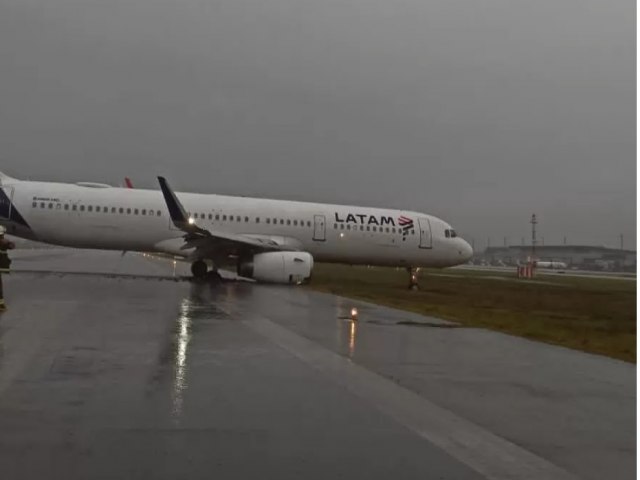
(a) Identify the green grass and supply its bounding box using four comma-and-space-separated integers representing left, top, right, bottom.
308, 264, 637, 362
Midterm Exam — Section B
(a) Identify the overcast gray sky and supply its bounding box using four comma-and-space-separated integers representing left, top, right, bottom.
0, 0, 635, 248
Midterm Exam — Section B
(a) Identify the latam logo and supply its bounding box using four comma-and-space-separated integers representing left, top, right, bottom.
334, 212, 415, 235
398, 215, 414, 235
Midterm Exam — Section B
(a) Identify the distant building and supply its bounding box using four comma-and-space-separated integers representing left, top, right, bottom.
480, 245, 636, 272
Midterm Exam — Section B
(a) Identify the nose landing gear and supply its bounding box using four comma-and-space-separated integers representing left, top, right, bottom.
408, 267, 420, 291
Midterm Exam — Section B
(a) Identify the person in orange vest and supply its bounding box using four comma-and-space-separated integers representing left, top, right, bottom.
0, 226, 15, 311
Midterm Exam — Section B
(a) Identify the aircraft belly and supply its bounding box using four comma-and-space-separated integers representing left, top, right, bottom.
309, 238, 411, 266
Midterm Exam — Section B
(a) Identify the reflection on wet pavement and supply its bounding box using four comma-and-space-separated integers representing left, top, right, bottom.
172, 298, 192, 420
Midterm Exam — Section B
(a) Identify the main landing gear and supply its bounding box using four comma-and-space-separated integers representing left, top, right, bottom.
190, 260, 223, 283
191, 260, 208, 278
407, 267, 420, 291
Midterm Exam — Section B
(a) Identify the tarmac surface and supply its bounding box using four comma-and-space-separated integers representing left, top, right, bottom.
0, 249, 635, 479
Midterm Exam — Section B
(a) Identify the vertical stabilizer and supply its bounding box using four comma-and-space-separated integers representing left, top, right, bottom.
0, 172, 18, 185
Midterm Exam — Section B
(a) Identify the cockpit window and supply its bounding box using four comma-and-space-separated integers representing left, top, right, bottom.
445, 229, 450, 238
450, 229, 457, 238
445, 228, 458, 238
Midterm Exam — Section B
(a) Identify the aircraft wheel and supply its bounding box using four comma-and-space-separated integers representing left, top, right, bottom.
191, 260, 208, 278
408, 267, 420, 291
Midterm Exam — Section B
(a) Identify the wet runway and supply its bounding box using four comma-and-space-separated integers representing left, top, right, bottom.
0, 249, 635, 479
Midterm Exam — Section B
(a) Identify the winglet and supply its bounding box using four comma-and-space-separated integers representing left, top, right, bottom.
124, 177, 133, 188
158, 176, 191, 231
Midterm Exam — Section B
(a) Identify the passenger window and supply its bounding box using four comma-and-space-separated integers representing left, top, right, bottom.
141, 209, 146, 215
245, 216, 249, 222
126, 208, 131, 214
236, 216, 241, 222
134, 208, 139, 215
119, 207, 124, 214
256, 217, 260, 223
340, 224, 344, 230
373, 227, 377, 232
266, 218, 271, 224
273, 218, 277, 224
223, 215, 227, 221
64, 204, 69, 210
287, 220, 291, 225
88, 206, 93, 212
360, 225, 364, 231
56, 204, 61, 210
386, 227, 389, 233
157, 210, 161, 216
72, 205, 77, 211
149, 210, 154, 216
48, 203, 53, 209
208, 214, 212, 220
293, 220, 298, 226
307, 221, 311, 227
40, 202, 45, 208
111, 207, 116, 213
280, 219, 284, 225
80, 205, 85, 211
32, 202, 37, 208
334, 224, 337, 229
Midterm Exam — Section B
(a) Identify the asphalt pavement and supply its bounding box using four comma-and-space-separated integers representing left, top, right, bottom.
0, 249, 634, 480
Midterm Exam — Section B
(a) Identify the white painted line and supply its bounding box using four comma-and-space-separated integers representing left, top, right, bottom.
243, 315, 578, 480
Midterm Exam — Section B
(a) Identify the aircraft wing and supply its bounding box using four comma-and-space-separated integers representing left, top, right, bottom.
157, 176, 294, 256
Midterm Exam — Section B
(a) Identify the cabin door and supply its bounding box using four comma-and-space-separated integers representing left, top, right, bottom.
418, 217, 432, 249
313, 215, 326, 241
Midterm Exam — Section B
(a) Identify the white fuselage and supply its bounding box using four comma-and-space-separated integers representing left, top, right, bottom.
0, 177, 473, 269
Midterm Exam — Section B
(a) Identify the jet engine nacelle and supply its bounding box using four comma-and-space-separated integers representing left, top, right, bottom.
238, 251, 314, 284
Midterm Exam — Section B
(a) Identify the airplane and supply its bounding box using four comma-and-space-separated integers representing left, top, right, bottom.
0, 172, 473, 286
534, 260, 568, 270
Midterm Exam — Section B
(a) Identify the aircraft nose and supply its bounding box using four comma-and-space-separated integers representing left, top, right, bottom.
460, 240, 473, 262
